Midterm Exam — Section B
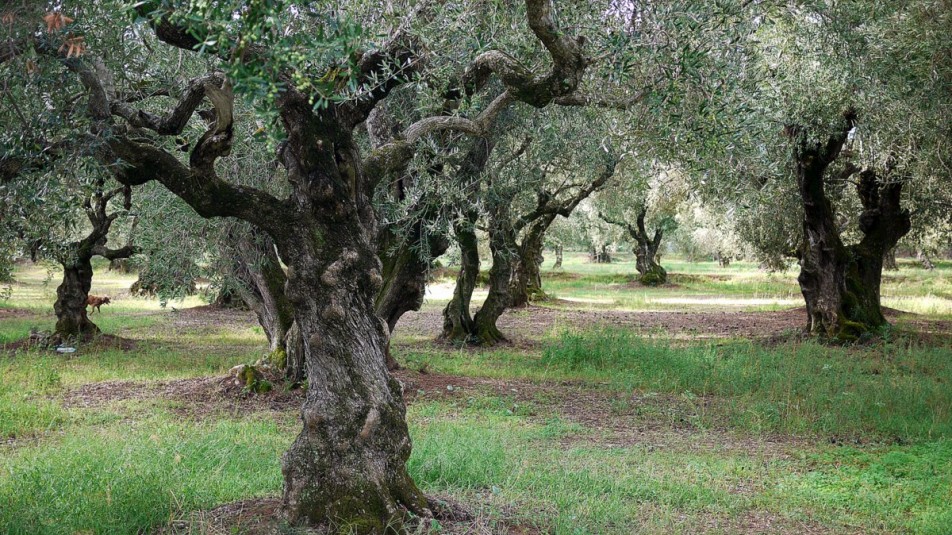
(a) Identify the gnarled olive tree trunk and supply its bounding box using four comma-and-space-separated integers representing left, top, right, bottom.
441, 217, 481, 342
55, 253, 98, 339
471, 205, 518, 345
510, 230, 547, 308
54, 184, 136, 340
271, 97, 429, 529
601, 207, 666, 285
791, 112, 910, 340
441, 137, 495, 343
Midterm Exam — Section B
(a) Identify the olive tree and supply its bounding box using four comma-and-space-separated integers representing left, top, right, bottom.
688, 1, 952, 339
0, 0, 630, 528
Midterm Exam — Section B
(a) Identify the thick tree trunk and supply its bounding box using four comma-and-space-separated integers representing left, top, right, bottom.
277, 151, 427, 530
843, 170, 912, 328
54, 255, 99, 339
796, 154, 855, 337
631, 210, 667, 286
917, 250, 935, 270
633, 240, 666, 285
440, 219, 480, 341
553, 245, 563, 268
792, 114, 910, 340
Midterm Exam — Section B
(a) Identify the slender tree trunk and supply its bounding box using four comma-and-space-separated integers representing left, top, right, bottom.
917, 250, 935, 270
510, 222, 548, 307
471, 211, 516, 345
54, 253, 99, 339
230, 233, 294, 352
376, 222, 449, 332
553, 245, 563, 268
440, 218, 479, 341
590, 245, 611, 263
224, 227, 303, 382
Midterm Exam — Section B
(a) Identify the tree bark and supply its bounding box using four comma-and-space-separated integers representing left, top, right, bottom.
510, 221, 549, 307
54, 255, 99, 339
917, 250, 935, 270
275, 105, 428, 530
791, 113, 911, 340
553, 244, 563, 268
471, 208, 517, 345
440, 218, 480, 341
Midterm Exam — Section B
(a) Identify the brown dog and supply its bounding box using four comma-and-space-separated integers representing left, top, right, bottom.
86, 294, 112, 314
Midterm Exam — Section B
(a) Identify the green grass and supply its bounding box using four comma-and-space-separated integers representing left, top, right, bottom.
777, 440, 952, 534
3, 258, 952, 533
540, 330, 952, 440
0, 416, 290, 535
407, 330, 952, 442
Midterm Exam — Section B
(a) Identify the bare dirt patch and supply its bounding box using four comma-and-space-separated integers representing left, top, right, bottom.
394, 307, 809, 343
62, 375, 303, 418
0, 306, 39, 319
154, 495, 529, 535
166, 305, 258, 332
394, 305, 952, 347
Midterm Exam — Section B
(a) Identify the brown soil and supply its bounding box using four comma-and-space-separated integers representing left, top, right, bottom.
0, 306, 39, 319
3, 332, 137, 354
154, 495, 533, 535
395, 305, 952, 347
62, 375, 303, 418
395, 307, 809, 342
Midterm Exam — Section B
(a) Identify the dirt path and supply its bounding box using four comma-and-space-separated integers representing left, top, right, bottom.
394, 305, 952, 345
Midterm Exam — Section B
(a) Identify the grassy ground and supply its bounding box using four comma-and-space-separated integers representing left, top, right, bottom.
1, 255, 951, 534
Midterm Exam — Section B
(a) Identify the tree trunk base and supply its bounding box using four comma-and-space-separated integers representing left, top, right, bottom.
638, 264, 667, 286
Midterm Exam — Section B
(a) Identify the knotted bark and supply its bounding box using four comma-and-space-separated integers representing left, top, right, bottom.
791, 112, 910, 340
